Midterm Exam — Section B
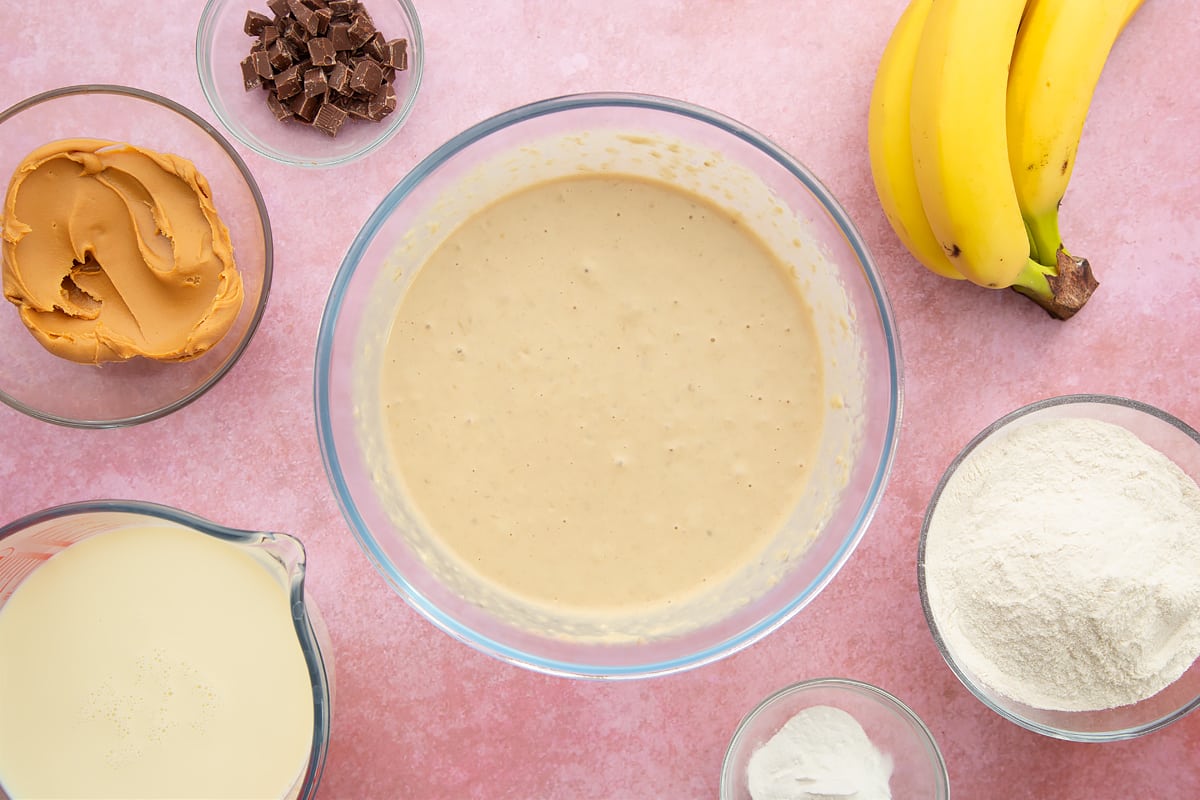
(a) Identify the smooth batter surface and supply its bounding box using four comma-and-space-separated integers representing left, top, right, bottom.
0, 525, 314, 799
380, 173, 825, 613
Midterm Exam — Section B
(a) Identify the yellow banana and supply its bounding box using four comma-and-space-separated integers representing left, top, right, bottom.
1007, 0, 1145, 266
867, 0, 962, 281
909, 0, 1037, 291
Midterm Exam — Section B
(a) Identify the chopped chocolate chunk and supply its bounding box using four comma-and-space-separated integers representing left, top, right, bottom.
312, 102, 348, 136
267, 38, 293, 70
347, 13, 375, 47
249, 49, 274, 80
362, 31, 386, 61
348, 58, 383, 95
307, 36, 336, 66
273, 64, 303, 100
303, 67, 328, 97
382, 37, 407, 70
327, 61, 352, 94
244, 10, 272, 36
267, 0, 291, 18
329, 21, 353, 50
261, 24, 280, 45
284, 18, 308, 45
241, 55, 263, 90
290, 92, 323, 122
313, 7, 332, 34
287, 0, 318, 36
367, 83, 396, 121
328, 0, 353, 16
266, 92, 292, 121
343, 97, 371, 119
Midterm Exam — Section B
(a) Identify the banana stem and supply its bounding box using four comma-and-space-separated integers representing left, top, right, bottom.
1010, 250, 1099, 320
1025, 212, 1064, 267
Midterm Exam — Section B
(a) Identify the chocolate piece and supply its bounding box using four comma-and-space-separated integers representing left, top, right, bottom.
363, 31, 386, 61
313, 7, 332, 34
307, 36, 336, 66
267, 0, 290, 17
266, 92, 292, 121
240, 55, 263, 90
328, 21, 353, 50
273, 64, 303, 100
290, 92, 322, 122
303, 67, 328, 97
267, 38, 293, 71
312, 102, 348, 136
327, 61, 352, 94
367, 83, 396, 121
348, 58, 383, 95
347, 13, 375, 47
288, 0, 318, 36
382, 38, 407, 70
343, 97, 371, 119
261, 24, 280, 45
244, 10, 272, 36
249, 49, 274, 80
328, 0, 353, 15
284, 18, 308, 46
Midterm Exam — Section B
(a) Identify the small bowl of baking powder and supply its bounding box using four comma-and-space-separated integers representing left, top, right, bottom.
720, 677, 949, 799
920, 394, 1200, 741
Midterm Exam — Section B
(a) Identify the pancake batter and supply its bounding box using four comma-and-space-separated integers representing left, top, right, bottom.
380, 173, 825, 614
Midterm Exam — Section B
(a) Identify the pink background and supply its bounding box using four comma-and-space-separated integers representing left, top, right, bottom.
2, 1, 1199, 797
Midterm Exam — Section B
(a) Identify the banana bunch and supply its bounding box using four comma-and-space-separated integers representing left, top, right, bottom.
868, 0, 1144, 319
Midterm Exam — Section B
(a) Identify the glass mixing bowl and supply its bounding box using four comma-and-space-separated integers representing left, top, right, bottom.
720, 678, 949, 799
919, 394, 1200, 740
0, 500, 332, 799
196, 0, 424, 168
315, 93, 902, 678
0, 85, 272, 427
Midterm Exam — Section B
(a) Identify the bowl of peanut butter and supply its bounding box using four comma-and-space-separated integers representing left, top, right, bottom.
316, 93, 902, 678
0, 85, 272, 427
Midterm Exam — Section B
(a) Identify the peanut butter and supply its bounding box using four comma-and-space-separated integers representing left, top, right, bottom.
1, 139, 243, 364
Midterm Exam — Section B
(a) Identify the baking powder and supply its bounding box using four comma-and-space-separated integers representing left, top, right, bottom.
746, 705, 892, 800
924, 416, 1200, 711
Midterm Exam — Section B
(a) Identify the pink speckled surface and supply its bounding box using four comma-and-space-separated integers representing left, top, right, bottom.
2, 1, 1199, 797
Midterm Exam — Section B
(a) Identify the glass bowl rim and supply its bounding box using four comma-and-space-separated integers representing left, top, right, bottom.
917, 392, 1200, 741
719, 676, 950, 798
313, 91, 903, 679
0, 83, 274, 429
195, 0, 426, 169
0, 498, 330, 798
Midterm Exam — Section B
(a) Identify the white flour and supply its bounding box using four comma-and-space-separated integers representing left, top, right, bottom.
924, 416, 1200, 711
746, 705, 892, 800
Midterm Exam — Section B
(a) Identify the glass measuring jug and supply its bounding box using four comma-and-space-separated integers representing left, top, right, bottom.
0, 500, 333, 800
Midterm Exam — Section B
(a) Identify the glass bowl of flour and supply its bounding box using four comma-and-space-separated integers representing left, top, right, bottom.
720, 677, 949, 799
919, 394, 1200, 741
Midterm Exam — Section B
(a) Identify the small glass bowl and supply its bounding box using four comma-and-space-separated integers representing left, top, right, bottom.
315, 93, 902, 678
196, 0, 424, 168
918, 393, 1200, 741
0, 85, 272, 428
720, 677, 950, 799
0, 499, 332, 799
